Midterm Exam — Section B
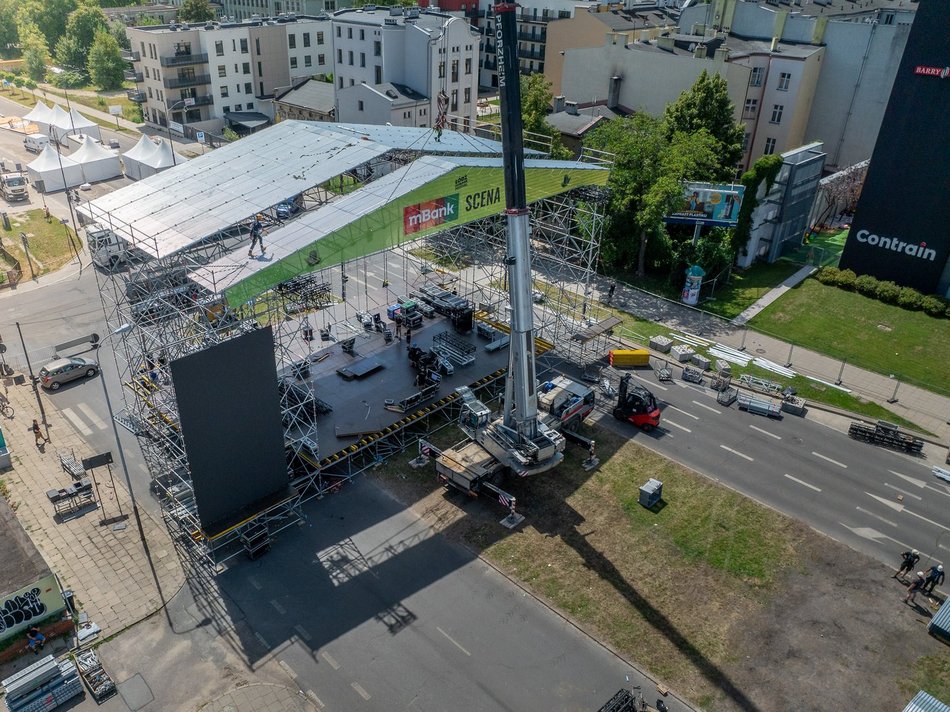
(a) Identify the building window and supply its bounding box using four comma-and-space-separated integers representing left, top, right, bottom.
360, 52, 365, 68
777, 72, 791, 91
349, 78, 354, 86
770, 104, 784, 123
235, 84, 240, 94
245, 82, 252, 94
221, 86, 229, 97
464, 87, 471, 103
749, 67, 763, 87
317, 31, 324, 45
242, 62, 250, 74
223, 105, 230, 113
215, 40, 224, 56
743, 98, 758, 116
358, 100, 364, 111
464, 57, 472, 75
374, 40, 381, 57
217, 64, 226, 78
764, 137, 776, 155
451, 89, 458, 112
375, 65, 382, 83
347, 27, 352, 39
303, 32, 311, 47
339, 76, 343, 88
240, 38, 248, 53
247, 102, 253, 109
359, 29, 364, 40
257, 62, 262, 75
348, 50, 353, 65
451, 60, 458, 82
235, 103, 242, 111
741, 131, 750, 151
258, 81, 263, 95
337, 49, 342, 63
305, 55, 312, 67
438, 62, 445, 78
336, 26, 341, 38
255, 38, 261, 55
289, 34, 296, 49
319, 54, 325, 66
148, 87, 153, 98
291, 56, 298, 68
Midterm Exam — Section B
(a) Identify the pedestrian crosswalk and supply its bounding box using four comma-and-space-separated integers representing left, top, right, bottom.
60, 403, 108, 437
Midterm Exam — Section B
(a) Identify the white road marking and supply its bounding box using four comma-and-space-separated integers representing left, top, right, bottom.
248, 576, 262, 591
903, 507, 950, 534
692, 400, 720, 414
321, 651, 341, 670
925, 484, 950, 501
437, 626, 471, 656
294, 624, 312, 642
305, 690, 325, 709
842, 523, 912, 550
940, 543, 950, 554
865, 492, 905, 512
76, 402, 108, 430
634, 374, 668, 391
749, 424, 781, 440
61, 407, 92, 436
278, 660, 297, 679
664, 419, 692, 433
270, 599, 286, 615
351, 682, 372, 701
665, 404, 699, 420
884, 483, 921, 501
254, 632, 270, 649
784, 474, 821, 492
890, 470, 926, 488
855, 506, 897, 528
720, 445, 753, 462
812, 451, 848, 469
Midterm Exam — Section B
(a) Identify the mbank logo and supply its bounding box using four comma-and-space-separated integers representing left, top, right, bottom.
404, 194, 459, 235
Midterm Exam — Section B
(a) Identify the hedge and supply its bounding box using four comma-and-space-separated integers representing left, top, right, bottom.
814, 267, 948, 319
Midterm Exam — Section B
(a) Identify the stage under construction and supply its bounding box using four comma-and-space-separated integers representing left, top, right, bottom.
84, 120, 615, 571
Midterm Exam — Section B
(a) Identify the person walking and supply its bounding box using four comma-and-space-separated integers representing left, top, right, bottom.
26, 625, 45, 654
248, 214, 266, 258
903, 572, 926, 605
31, 419, 47, 447
894, 549, 920, 580
405, 327, 412, 348
924, 564, 945, 594
44, 205, 51, 223
394, 320, 402, 340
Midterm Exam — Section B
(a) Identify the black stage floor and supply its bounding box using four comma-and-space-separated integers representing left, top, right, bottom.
291, 318, 510, 453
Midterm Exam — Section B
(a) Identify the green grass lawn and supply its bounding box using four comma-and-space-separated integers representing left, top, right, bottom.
780, 227, 848, 267
751, 278, 950, 397
0, 209, 81, 277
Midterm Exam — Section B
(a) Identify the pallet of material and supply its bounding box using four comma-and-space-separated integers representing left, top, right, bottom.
737, 392, 782, 418
848, 420, 923, 454
608, 349, 650, 367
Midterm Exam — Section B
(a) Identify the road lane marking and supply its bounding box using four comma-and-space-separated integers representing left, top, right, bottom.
784, 474, 821, 492
321, 651, 341, 670
437, 626, 471, 656
294, 625, 312, 642
902, 507, 950, 534
270, 599, 286, 615
692, 400, 720, 414
865, 492, 904, 512
61, 407, 92, 436
812, 451, 848, 469
351, 682, 372, 701
884, 483, 921, 500
666, 405, 699, 420
254, 632, 270, 649
248, 576, 262, 590
842, 524, 912, 550
749, 424, 781, 440
634, 374, 667, 391
664, 419, 692, 433
77, 402, 108, 430
925, 484, 950, 500
720, 445, 753, 462
855, 506, 897, 528
890, 470, 926, 488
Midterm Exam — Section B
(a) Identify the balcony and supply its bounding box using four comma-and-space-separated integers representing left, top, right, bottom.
121, 49, 140, 62
168, 95, 214, 108
127, 89, 146, 102
518, 48, 544, 60
483, 59, 497, 71
517, 31, 546, 43
163, 74, 211, 89
464, 7, 485, 18
160, 52, 209, 68
124, 70, 144, 82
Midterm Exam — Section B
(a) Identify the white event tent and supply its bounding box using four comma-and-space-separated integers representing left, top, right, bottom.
47, 103, 74, 144
68, 108, 101, 141
22, 102, 54, 135
122, 135, 158, 181
26, 144, 84, 192
71, 135, 122, 182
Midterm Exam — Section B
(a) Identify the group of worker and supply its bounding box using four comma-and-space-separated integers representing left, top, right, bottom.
894, 549, 945, 604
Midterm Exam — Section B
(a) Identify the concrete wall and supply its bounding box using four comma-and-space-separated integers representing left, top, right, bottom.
0, 574, 65, 645
546, 13, 625, 97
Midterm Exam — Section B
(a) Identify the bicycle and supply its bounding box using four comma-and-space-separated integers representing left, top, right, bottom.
0, 395, 13, 419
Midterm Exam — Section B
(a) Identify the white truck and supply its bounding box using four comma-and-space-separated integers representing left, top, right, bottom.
86, 223, 147, 269
0, 173, 28, 202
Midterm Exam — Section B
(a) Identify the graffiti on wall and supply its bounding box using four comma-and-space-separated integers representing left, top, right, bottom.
0, 588, 47, 635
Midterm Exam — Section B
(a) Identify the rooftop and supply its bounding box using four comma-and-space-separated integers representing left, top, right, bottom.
331, 7, 460, 29
274, 78, 336, 115
547, 108, 616, 138
128, 14, 328, 34
359, 82, 428, 107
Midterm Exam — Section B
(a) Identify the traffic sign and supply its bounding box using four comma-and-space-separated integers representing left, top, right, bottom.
196, 131, 205, 143
108, 105, 122, 116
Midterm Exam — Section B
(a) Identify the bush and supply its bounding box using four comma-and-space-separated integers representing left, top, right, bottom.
834, 269, 857, 290
855, 274, 878, 296
816, 267, 839, 285
896, 286, 924, 310
47, 69, 88, 89
921, 295, 946, 317
875, 280, 901, 304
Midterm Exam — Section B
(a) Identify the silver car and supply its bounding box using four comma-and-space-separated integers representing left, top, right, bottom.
38, 357, 100, 390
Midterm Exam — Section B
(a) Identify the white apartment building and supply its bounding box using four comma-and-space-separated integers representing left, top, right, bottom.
126, 15, 331, 135
330, 8, 479, 130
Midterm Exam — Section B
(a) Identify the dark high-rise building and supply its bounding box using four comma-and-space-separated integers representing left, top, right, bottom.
838, 0, 950, 297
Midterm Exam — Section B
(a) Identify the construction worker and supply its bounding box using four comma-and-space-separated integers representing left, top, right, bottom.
924, 565, 945, 594
894, 549, 920, 580
248, 214, 266, 258
903, 572, 926, 605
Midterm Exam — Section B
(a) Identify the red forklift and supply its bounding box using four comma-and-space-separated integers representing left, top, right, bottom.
612, 374, 661, 432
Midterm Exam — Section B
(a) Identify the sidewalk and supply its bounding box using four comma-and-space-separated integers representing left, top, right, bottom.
0, 377, 184, 653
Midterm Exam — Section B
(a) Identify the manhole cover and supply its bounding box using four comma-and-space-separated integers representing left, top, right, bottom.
877, 324, 893, 332
755, 348, 766, 354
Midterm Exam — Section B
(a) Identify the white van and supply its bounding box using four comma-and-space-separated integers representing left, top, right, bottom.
23, 134, 50, 154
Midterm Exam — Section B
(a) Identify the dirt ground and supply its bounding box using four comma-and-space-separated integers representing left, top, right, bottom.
369, 447, 950, 712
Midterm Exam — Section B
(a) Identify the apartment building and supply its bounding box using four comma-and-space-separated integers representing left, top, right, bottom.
126, 15, 331, 135
331, 8, 479, 130
216, 0, 353, 23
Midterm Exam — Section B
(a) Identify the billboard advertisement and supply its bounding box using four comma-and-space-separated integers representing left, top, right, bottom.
838, 0, 950, 295
665, 183, 745, 227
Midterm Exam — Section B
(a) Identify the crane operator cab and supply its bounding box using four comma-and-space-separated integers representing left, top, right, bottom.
613, 374, 661, 432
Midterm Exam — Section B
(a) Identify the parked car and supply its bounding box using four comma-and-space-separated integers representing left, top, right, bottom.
38, 357, 99, 390
275, 200, 301, 220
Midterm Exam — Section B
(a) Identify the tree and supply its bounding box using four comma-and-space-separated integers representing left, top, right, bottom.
519, 73, 571, 160
0, 0, 19, 56
178, 0, 215, 23
16, 0, 76, 54
19, 22, 51, 82
664, 69, 744, 180
109, 19, 131, 50
64, 1, 108, 66
55, 34, 86, 71
87, 29, 125, 90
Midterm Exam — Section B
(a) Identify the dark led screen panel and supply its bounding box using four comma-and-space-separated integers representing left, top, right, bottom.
170, 327, 288, 535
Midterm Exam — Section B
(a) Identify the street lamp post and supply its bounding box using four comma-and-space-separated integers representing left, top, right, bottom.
165, 97, 195, 166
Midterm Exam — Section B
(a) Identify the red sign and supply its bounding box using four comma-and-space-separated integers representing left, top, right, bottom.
914, 65, 949, 79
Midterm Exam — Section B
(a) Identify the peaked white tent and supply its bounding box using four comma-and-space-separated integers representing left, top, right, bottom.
122, 135, 159, 181
47, 104, 74, 143
22, 102, 53, 134
71, 135, 122, 182
26, 144, 84, 192
144, 138, 188, 172
68, 108, 101, 141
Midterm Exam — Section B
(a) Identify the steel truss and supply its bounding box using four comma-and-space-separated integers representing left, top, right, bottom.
95, 152, 610, 573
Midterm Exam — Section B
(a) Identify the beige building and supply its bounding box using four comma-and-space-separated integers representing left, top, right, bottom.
273, 77, 335, 121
